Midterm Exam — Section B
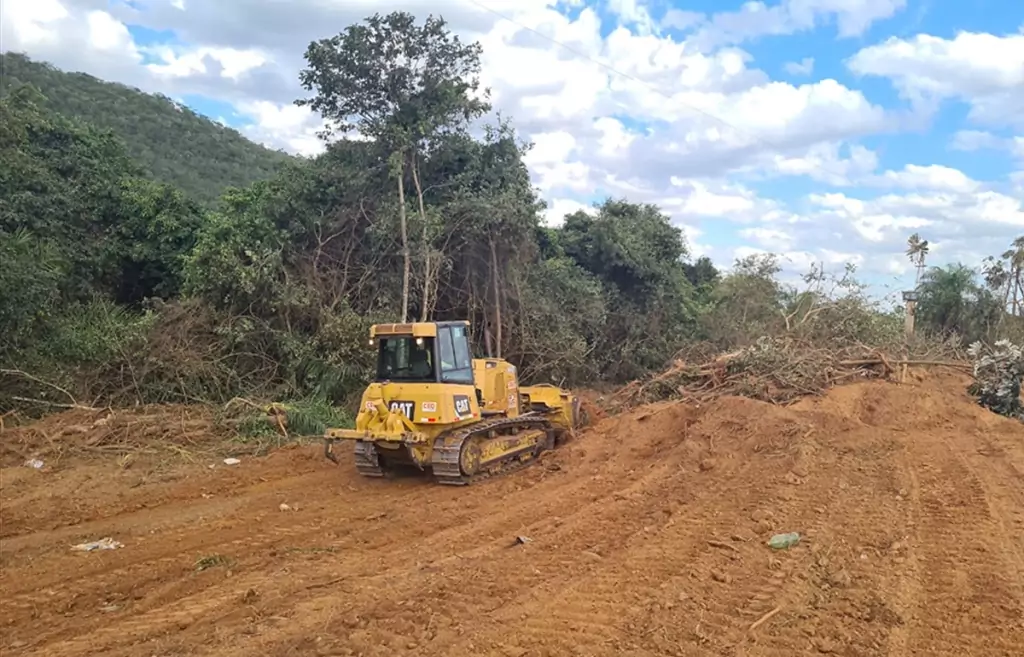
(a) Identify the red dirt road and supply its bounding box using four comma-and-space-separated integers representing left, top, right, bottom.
2, 371, 1024, 656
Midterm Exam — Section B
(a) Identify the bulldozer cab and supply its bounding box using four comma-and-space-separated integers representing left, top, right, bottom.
372, 321, 474, 385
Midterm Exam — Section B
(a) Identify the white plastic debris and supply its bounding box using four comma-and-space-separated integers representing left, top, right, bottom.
223, 458, 241, 465
24, 459, 44, 469
71, 538, 123, 552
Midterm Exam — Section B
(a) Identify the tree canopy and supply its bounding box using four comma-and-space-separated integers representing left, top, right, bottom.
2, 12, 1023, 418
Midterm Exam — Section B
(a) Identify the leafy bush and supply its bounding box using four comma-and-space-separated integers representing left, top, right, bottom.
967, 340, 1024, 419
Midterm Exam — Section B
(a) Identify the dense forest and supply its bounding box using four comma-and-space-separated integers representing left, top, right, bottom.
2, 12, 1023, 423
0, 53, 293, 205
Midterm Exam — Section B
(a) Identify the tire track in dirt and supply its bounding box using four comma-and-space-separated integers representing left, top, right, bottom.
903, 431, 1024, 656
420, 406, 845, 656
1, 455, 476, 653
882, 439, 924, 657
7, 376, 1024, 657
774, 429, 915, 657
952, 427, 1024, 575
206, 431, 707, 657
6, 407, 700, 656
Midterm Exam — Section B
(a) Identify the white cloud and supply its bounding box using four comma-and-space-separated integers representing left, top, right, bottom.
234, 100, 324, 156
1, 0, 69, 47
950, 130, 1024, 162
86, 10, 139, 57
690, 0, 908, 50
542, 198, 593, 227
761, 142, 878, 185
661, 9, 703, 32
739, 227, 795, 251
145, 45, 268, 80
873, 164, 980, 193
784, 57, 815, 76
950, 129, 1003, 151
848, 30, 1024, 126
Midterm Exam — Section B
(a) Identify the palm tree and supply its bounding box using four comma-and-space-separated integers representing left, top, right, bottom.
905, 233, 929, 287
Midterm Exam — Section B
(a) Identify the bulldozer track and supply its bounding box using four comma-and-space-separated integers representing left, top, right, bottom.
431, 414, 555, 485
354, 440, 386, 477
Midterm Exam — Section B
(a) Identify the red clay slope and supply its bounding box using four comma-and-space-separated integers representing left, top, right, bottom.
1, 369, 1022, 656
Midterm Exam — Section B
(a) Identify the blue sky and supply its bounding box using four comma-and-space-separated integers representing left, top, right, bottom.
4, 0, 1024, 303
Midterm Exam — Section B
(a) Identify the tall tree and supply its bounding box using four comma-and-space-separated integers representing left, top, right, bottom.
296, 11, 490, 322
916, 263, 1000, 341
906, 233, 929, 286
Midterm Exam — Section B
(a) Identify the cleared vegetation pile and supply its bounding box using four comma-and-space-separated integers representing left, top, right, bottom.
611, 336, 973, 410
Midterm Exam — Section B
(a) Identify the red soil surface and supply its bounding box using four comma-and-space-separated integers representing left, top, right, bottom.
2, 369, 1023, 656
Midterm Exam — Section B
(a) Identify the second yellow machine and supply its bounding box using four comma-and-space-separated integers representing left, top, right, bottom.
324, 320, 582, 485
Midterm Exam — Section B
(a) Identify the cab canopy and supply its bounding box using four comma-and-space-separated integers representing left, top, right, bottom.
369, 321, 473, 384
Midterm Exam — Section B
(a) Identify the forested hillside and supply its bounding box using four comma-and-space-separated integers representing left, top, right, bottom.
0, 52, 293, 205
2, 12, 1022, 422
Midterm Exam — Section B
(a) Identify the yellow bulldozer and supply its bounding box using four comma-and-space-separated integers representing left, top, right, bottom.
323, 320, 583, 485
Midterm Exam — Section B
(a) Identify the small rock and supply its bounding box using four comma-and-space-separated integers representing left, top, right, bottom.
223, 458, 241, 466
828, 569, 852, 587
514, 535, 532, 545
791, 463, 809, 477
279, 503, 292, 512
711, 569, 731, 584
699, 458, 716, 472
813, 637, 837, 653
784, 472, 803, 485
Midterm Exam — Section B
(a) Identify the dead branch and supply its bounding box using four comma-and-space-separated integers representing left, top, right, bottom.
10, 396, 105, 412
749, 606, 783, 632
607, 338, 974, 412
2, 369, 80, 405
837, 359, 972, 369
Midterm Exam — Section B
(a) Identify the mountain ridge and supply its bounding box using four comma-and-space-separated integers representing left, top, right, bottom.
0, 52, 295, 205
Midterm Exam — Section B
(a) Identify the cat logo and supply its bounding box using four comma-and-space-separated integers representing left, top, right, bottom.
453, 394, 472, 419
388, 400, 415, 420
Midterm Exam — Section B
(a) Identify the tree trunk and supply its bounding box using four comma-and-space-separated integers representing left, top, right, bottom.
397, 157, 410, 323
490, 236, 502, 359
472, 276, 493, 357
412, 153, 432, 322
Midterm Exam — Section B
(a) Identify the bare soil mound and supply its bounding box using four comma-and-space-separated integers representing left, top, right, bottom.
2, 370, 1023, 657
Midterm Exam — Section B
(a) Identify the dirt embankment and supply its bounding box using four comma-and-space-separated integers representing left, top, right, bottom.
2, 370, 1023, 656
